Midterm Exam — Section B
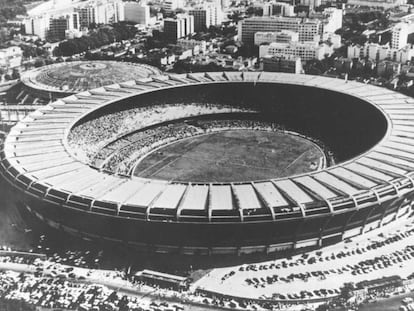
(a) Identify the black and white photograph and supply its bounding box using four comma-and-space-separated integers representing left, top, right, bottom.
0, 0, 413, 310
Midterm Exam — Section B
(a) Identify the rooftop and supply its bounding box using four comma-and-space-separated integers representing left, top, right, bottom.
21, 61, 161, 94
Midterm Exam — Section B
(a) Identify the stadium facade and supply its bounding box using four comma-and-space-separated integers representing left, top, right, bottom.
1, 72, 414, 256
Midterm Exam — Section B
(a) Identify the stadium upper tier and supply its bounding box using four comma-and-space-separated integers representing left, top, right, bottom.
2, 71, 414, 254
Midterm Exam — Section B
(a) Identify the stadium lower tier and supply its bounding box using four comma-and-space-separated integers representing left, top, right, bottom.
11, 188, 414, 255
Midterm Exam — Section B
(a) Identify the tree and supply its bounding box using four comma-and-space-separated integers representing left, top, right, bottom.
54, 24, 138, 56
246, 6, 263, 16
11, 68, 20, 79
0, 0, 26, 23
304, 59, 328, 75
340, 282, 355, 301
34, 59, 45, 68
315, 304, 330, 311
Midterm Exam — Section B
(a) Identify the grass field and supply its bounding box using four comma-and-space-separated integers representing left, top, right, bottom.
133, 130, 325, 182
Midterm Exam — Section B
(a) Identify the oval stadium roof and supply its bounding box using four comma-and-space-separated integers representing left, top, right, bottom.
3, 72, 414, 221
21, 61, 161, 94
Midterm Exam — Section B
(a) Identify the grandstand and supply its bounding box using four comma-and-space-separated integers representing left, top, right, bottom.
1, 71, 414, 255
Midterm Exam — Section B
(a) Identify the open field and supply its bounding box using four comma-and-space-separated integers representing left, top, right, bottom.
134, 130, 325, 182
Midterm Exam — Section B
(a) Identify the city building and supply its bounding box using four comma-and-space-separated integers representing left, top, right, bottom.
24, 15, 50, 40
124, 2, 150, 25
177, 38, 208, 54
48, 13, 80, 41
75, 5, 95, 28
259, 41, 332, 61
392, 22, 411, 49
164, 14, 194, 42
347, 0, 406, 9
254, 30, 299, 45
271, 2, 296, 17
321, 8, 342, 34
163, 0, 185, 13
0, 47, 22, 69
299, 20, 322, 42
347, 43, 414, 63
261, 54, 303, 73
299, 0, 322, 10
263, 3, 273, 16
74, 0, 124, 28
65, 28, 85, 39
238, 16, 324, 45
189, 4, 223, 32
220, 0, 230, 9
308, 8, 343, 34
322, 32, 341, 48
263, 2, 295, 17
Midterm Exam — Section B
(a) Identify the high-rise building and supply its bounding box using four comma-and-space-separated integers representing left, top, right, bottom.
392, 23, 410, 49
74, 0, 124, 28
24, 15, 50, 40
262, 2, 295, 17
262, 3, 273, 16
163, 0, 184, 13
238, 16, 322, 45
272, 2, 295, 17
75, 6, 95, 28
124, 2, 150, 25
189, 4, 223, 32
164, 14, 194, 42
48, 13, 80, 41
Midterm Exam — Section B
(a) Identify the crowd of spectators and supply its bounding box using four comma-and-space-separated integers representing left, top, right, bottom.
96, 123, 200, 174
68, 103, 252, 163
69, 102, 336, 176
195, 119, 283, 132
93, 119, 289, 175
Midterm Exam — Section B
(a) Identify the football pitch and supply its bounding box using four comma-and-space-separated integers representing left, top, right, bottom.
133, 130, 325, 183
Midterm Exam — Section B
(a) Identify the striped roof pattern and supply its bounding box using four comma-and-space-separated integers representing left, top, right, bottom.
2, 72, 414, 221
21, 61, 161, 94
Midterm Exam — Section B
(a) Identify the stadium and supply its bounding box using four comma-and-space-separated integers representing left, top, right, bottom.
1, 71, 414, 256
9, 61, 161, 106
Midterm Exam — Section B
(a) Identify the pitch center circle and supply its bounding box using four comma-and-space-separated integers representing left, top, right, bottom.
78, 63, 107, 70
